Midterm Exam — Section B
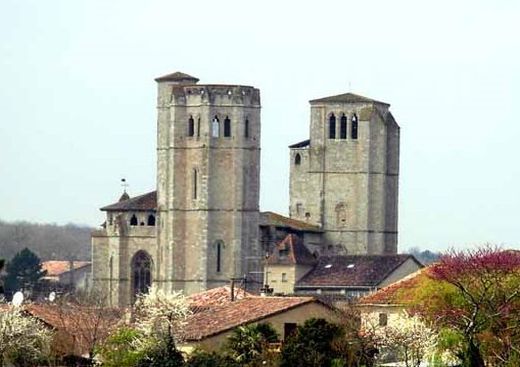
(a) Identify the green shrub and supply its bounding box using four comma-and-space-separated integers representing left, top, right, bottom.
225, 323, 279, 364
185, 349, 238, 367
280, 318, 342, 367
96, 327, 148, 367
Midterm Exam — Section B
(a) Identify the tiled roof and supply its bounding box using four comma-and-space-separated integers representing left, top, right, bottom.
260, 211, 322, 232
267, 234, 317, 266
42, 261, 91, 277
184, 296, 318, 340
289, 139, 310, 148
155, 71, 199, 83
187, 286, 254, 309
297, 255, 420, 288
358, 267, 430, 305
309, 92, 389, 106
101, 191, 157, 211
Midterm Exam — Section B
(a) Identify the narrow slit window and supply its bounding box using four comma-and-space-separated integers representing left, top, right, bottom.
329, 114, 336, 139
192, 169, 198, 200
216, 241, 222, 273
197, 117, 201, 137
188, 116, 195, 137
224, 116, 231, 137
295, 153, 301, 165
351, 114, 358, 139
244, 119, 249, 138
340, 114, 347, 139
212, 116, 220, 137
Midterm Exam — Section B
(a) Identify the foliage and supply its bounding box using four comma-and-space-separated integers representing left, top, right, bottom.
280, 318, 342, 367
370, 312, 437, 367
225, 323, 279, 364
332, 307, 377, 367
136, 339, 185, 367
0, 220, 92, 262
95, 327, 148, 367
413, 246, 520, 367
0, 259, 4, 298
0, 307, 52, 367
3, 248, 46, 296
185, 349, 239, 367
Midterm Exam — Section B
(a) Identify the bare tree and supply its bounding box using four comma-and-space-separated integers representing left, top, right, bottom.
45, 289, 123, 362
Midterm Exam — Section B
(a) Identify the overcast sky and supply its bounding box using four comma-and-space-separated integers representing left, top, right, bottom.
1, 0, 519, 252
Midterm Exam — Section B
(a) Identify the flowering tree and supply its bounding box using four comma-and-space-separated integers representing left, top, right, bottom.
370, 312, 437, 367
416, 246, 520, 367
0, 307, 52, 367
134, 286, 191, 343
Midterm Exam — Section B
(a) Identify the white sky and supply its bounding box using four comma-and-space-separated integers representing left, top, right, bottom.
1, 0, 519, 252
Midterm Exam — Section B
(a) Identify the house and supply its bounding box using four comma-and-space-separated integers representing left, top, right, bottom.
259, 211, 323, 256
356, 267, 429, 328
41, 261, 91, 291
266, 234, 423, 299
182, 286, 337, 352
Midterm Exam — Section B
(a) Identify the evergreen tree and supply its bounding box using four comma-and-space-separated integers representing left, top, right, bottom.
4, 248, 46, 296
0, 259, 5, 296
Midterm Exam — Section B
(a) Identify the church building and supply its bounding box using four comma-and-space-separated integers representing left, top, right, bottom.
91, 71, 401, 307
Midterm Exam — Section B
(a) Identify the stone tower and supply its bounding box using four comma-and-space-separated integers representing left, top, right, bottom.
289, 93, 399, 255
155, 72, 262, 295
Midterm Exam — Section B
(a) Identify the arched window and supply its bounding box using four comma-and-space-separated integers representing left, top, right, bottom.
216, 241, 223, 273
192, 168, 198, 200
147, 214, 155, 226
212, 116, 220, 137
131, 251, 152, 299
224, 116, 231, 137
130, 214, 138, 226
351, 114, 358, 139
188, 115, 195, 137
340, 114, 347, 139
329, 113, 336, 139
244, 119, 249, 138
295, 153, 301, 165
197, 117, 201, 137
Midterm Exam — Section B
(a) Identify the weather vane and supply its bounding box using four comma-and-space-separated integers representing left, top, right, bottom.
121, 178, 129, 192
